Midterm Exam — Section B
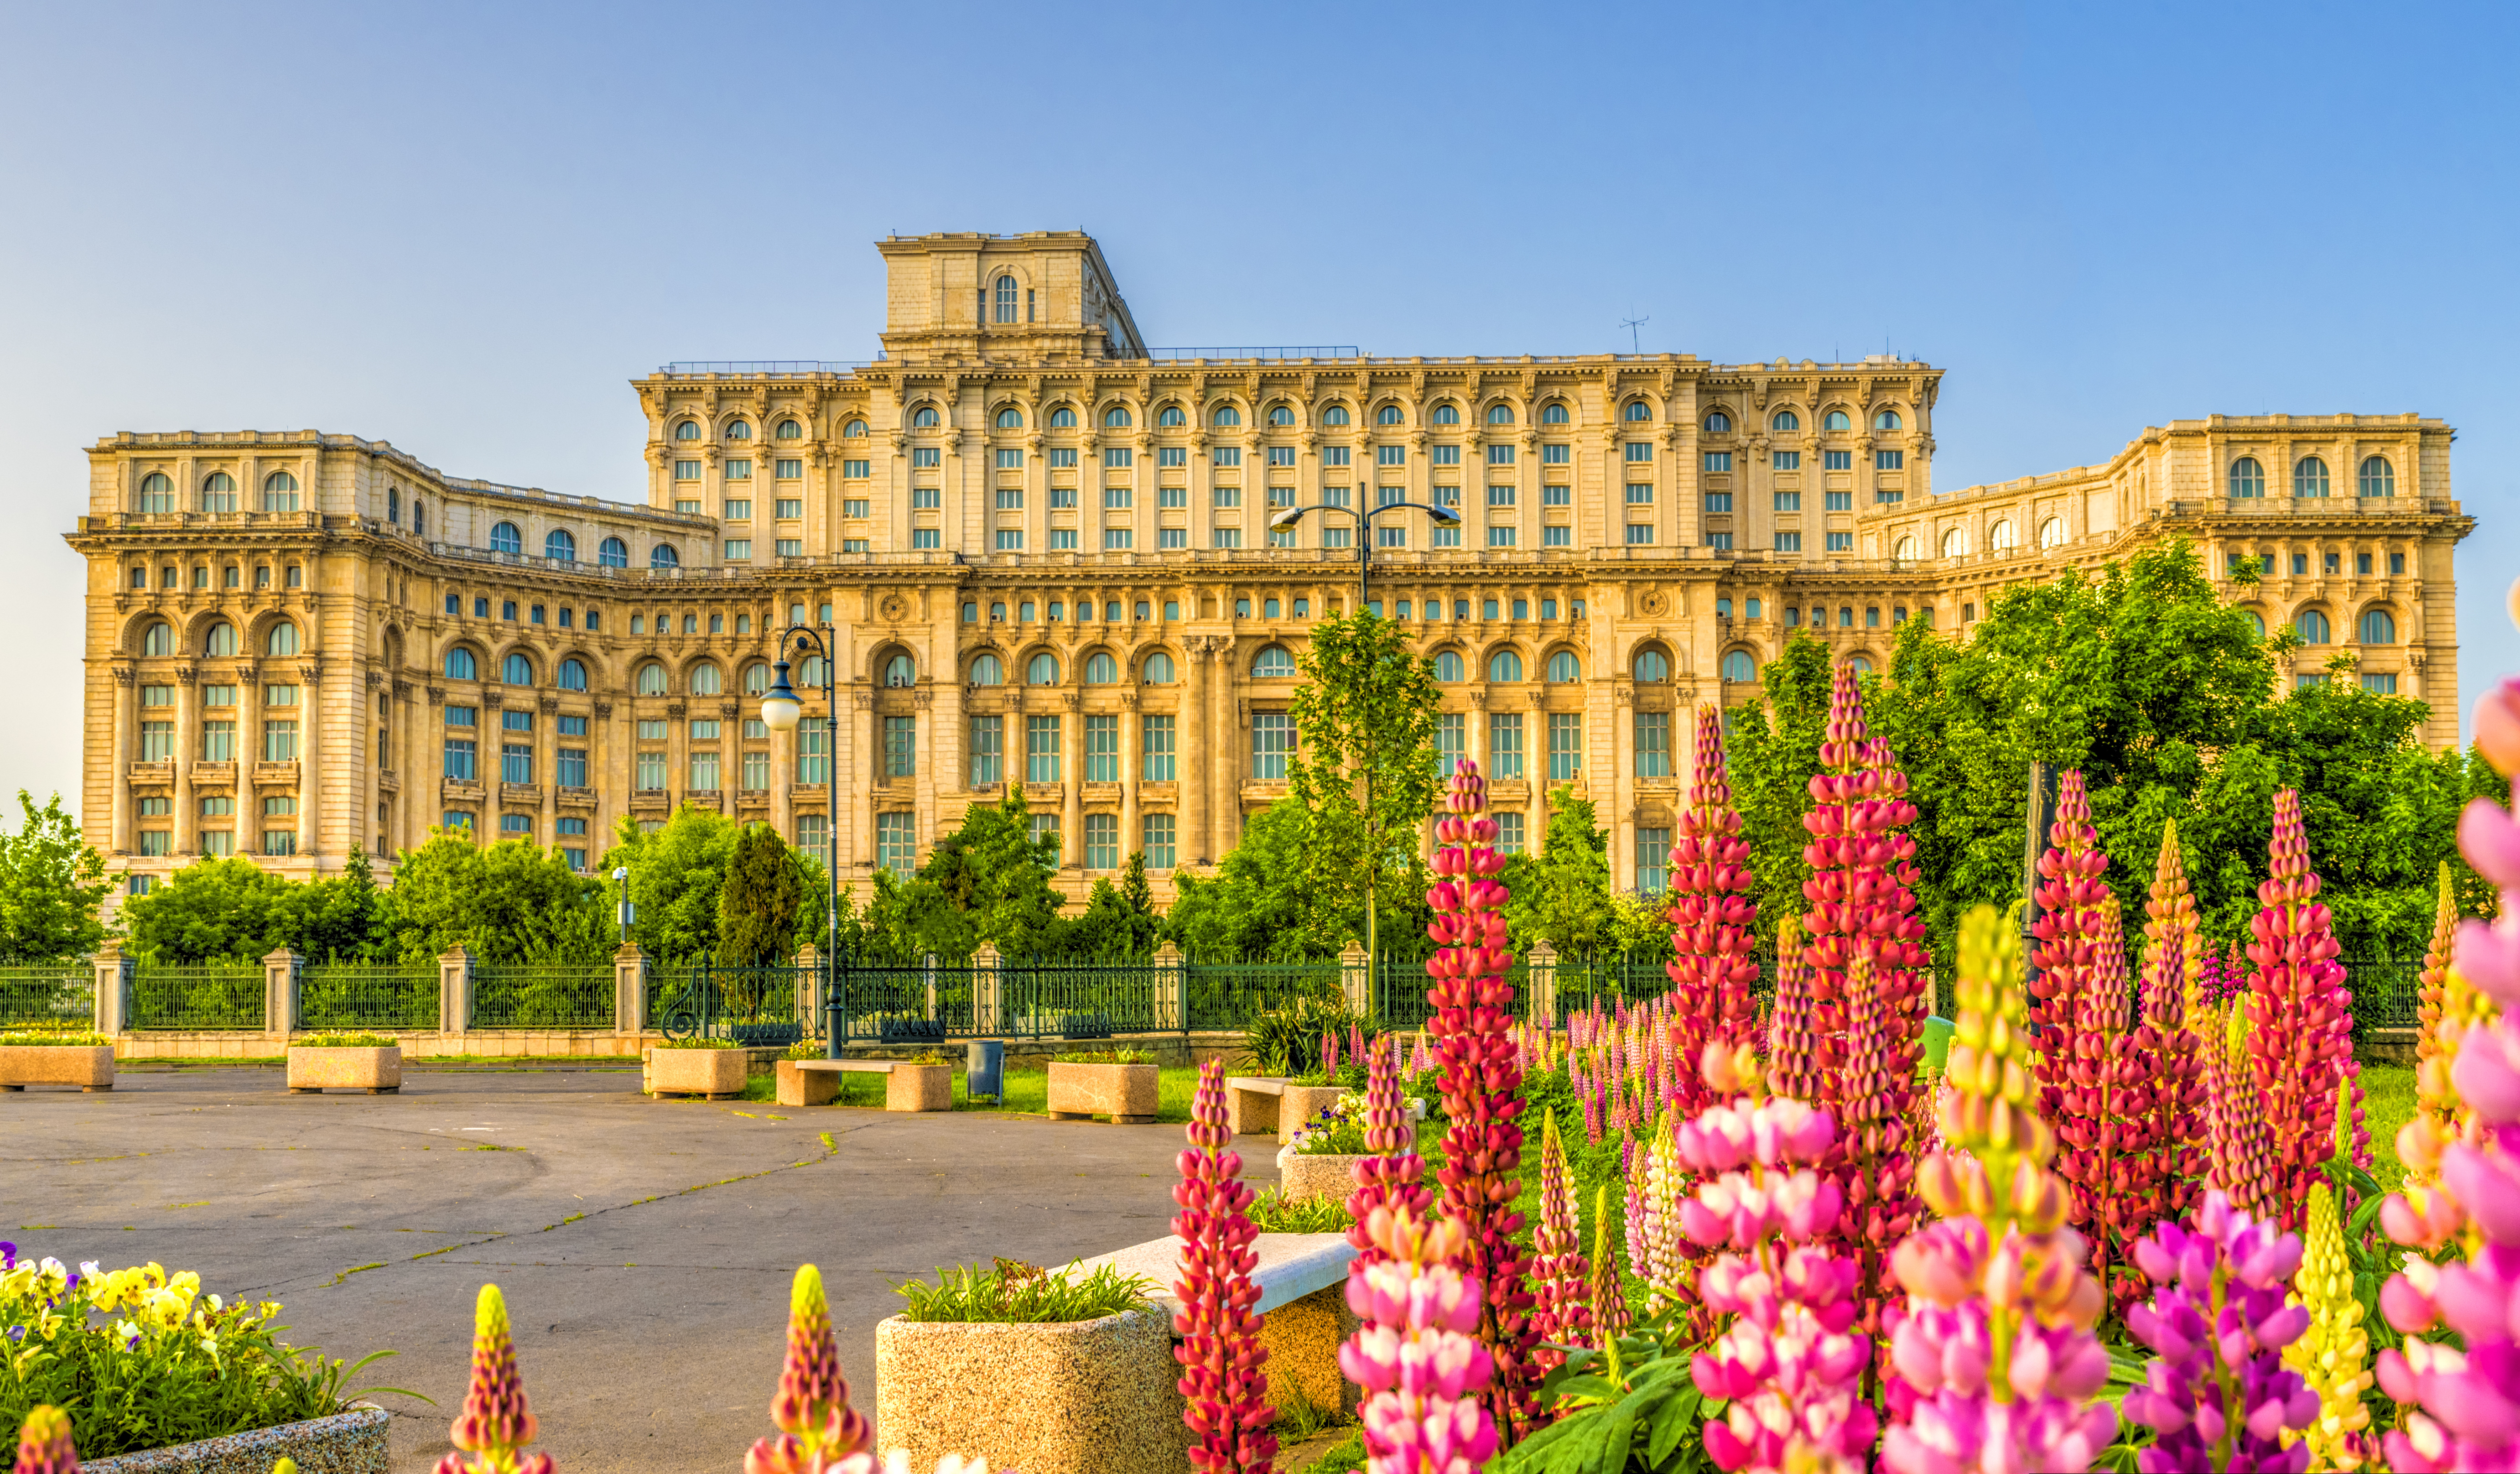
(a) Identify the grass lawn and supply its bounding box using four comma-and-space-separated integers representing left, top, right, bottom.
2360, 1059, 2416, 1189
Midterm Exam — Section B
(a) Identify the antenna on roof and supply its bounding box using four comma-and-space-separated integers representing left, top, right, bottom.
1620, 314, 1649, 354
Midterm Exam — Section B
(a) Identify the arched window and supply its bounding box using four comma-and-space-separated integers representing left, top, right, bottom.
1894, 536, 1919, 561
1431, 403, 1460, 426
545, 530, 577, 562
1849, 655, 1874, 676
2228, 457, 2265, 498
1720, 650, 1756, 683
1541, 402, 1570, 425
261, 470, 299, 510
1158, 405, 1187, 427
1770, 409, 1801, 432
1875, 409, 1903, 431
725, 420, 753, 441
200, 471, 236, 511
2359, 608, 2397, 644
1026, 652, 1060, 685
2038, 518, 2065, 550
1084, 652, 1118, 684
1435, 650, 1465, 682
502, 653, 533, 685
636, 663, 668, 695
994, 407, 1024, 430
598, 537, 629, 568
2294, 457, 2330, 498
265, 622, 300, 657
559, 658, 589, 691
2359, 456, 2395, 498
968, 654, 1005, 686
842, 419, 868, 438
444, 646, 477, 680
1252, 646, 1296, 678
137, 472, 173, 512
1486, 403, 1516, 425
674, 420, 702, 442
883, 655, 915, 688
799, 655, 826, 686
1823, 410, 1852, 432
1267, 404, 1296, 427
1990, 519, 2018, 552
1545, 651, 1580, 683
738, 661, 768, 695
1103, 405, 1133, 428
774, 419, 802, 440
1487, 650, 1524, 682
1704, 411, 1732, 433
2244, 609, 2267, 638
489, 522, 522, 555
1633, 648, 1669, 682
1212, 404, 1242, 427
1623, 401, 1652, 423
1321, 405, 1350, 427
994, 274, 1018, 323
650, 544, 679, 570
2295, 609, 2332, 644
911, 406, 941, 429
1142, 651, 1176, 684
203, 621, 237, 656
387, 487, 400, 523
1941, 527, 1968, 558
691, 663, 724, 696
1377, 404, 1404, 426
141, 621, 174, 656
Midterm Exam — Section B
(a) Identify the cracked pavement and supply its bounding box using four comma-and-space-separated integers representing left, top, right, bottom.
1, 1066, 1242, 1471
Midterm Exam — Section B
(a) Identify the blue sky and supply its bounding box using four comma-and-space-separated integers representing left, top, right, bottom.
2, 0, 2511, 814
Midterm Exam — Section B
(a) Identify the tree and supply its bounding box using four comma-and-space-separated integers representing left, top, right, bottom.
914, 787, 1065, 958
375, 833, 607, 963
1723, 634, 1840, 938
717, 823, 803, 966
294, 847, 384, 962
1502, 785, 1615, 957
1166, 798, 1325, 960
1065, 872, 1161, 958
0, 792, 113, 964
121, 858, 303, 964
596, 804, 747, 962
1284, 612, 1442, 968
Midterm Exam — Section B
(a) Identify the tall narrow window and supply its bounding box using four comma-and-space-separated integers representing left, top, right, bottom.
994, 275, 1018, 324
1029, 813, 1060, 861
1637, 827, 1672, 894
876, 812, 915, 874
1026, 714, 1062, 783
1634, 710, 1671, 777
1142, 715, 1176, 781
797, 813, 830, 869
883, 715, 916, 777
1084, 813, 1119, 870
1436, 712, 1465, 776
2358, 455, 2395, 498
1487, 713, 1525, 779
1547, 713, 1582, 781
798, 717, 829, 785
1252, 712, 1294, 780
1142, 812, 1176, 869
2229, 456, 2265, 498
1085, 715, 1119, 782
968, 715, 1003, 786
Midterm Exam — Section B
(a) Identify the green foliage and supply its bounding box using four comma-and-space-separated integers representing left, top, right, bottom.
373, 833, 607, 964
1496, 1317, 1714, 1473
1166, 799, 1323, 958
716, 823, 803, 967
1050, 1048, 1153, 1063
844, 788, 1071, 962
290, 1033, 394, 1048
1503, 786, 1617, 956
0, 1031, 109, 1047
655, 1036, 737, 1049
1722, 635, 1839, 938
0, 792, 113, 965
121, 857, 308, 964
893, 1259, 1157, 1324
1286, 612, 1444, 956
1063, 868, 1161, 958
1245, 1190, 1353, 1234
1289, 1095, 1369, 1155
1242, 996, 1364, 1076
598, 806, 746, 962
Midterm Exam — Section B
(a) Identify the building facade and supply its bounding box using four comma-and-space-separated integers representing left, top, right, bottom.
69, 231, 2474, 901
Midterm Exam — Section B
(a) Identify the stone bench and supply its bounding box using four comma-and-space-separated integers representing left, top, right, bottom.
1225, 1076, 1351, 1143
1068, 1232, 1359, 1417
778, 1058, 951, 1112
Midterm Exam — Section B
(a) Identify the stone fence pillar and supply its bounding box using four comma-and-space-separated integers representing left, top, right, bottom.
614, 943, 647, 1036
1339, 939, 1370, 1019
1526, 939, 1559, 1030
91, 945, 131, 1036
793, 944, 819, 1042
262, 948, 301, 1042
973, 943, 1002, 1036
1153, 941, 1185, 1032
438, 946, 471, 1036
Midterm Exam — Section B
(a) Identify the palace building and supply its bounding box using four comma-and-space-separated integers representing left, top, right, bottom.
68, 230, 2474, 901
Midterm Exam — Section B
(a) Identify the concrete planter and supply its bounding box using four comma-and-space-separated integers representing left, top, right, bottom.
286, 1045, 402, 1094
1044, 1061, 1157, 1124
0, 1043, 116, 1092
1277, 1148, 1368, 1206
646, 1046, 748, 1099
888, 1062, 952, 1112
1277, 1084, 1351, 1143
82, 1404, 388, 1473
875, 1307, 1188, 1474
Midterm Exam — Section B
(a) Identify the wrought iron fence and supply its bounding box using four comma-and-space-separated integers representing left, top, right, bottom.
298, 964, 437, 1031
0, 966, 94, 1031
130, 966, 264, 1030
2348, 958, 2425, 1033
657, 964, 811, 1047
826, 956, 978, 1042
998, 957, 1167, 1037
1182, 959, 1341, 1031
468, 965, 612, 1031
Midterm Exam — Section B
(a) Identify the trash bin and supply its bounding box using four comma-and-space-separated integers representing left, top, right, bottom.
1922, 1015, 1954, 1073
966, 1039, 1004, 1105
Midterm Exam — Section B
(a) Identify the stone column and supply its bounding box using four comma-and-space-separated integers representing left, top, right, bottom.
110, 670, 134, 853
91, 944, 130, 1036
1119, 689, 1140, 862
262, 948, 300, 1041
852, 688, 876, 868
613, 942, 647, 1037
1612, 686, 1635, 891
438, 945, 471, 1037
1528, 693, 1548, 858
1211, 641, 1237, 853
792, 943, 820, 1041
1183, 639, 1212, 865
296, 659, 321, 865
483, 691, 506, 845
1153, 940, 1184, 1032
173, 666, 197, 854
541, 696, 562, 842
1340, 938, 1371, 1018
1060, 692, 1082, 870
973, 941, 1003, 1036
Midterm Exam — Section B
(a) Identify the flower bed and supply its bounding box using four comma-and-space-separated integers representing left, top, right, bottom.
285, 1035, 401, 1095
0, 1032, 115, 1093
644, 1038, 747, 1098
80, 1404, 388, 1472
1044, 1056, 1157, 1124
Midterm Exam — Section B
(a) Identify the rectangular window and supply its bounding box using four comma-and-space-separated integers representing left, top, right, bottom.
1026, 714, 1062, 783
724, 540, 751, 560
1541, 525, 1569, 547
1774, 490, 1802, 511
1084, 812, 1119, 870
1542, 483, 1571, 506
1142, 812, 1176, 869
723, 498, 753, 521
996, 448, 1024, 469
1101, 528, 1132, 551
1625, 442, 1653, 463
138, 829, 171, 856
1266, 446, 1295, 467
1043, 447, 1077, 469
1213, 528, 1242, 548
1048, 485, 1077, 509
1252, 712, 1294, 780
1704, 451, 1733, 473
1487, 526, 1517, 547
1212, 447, 1242, 468
1625, 523, 1654, 546
911, 530, 940, 549
200, 720, 236, 761
675, 459, 702, 480
774, 459, 802, 479
1625, 483, 1653, 505
201, 829, 234, 857
963, 715, 1004, 786
1431, 523, 1460, 548
1322, 445, 1350, 468
138, 719, 173, 761
1103, 485, 1133, 509
991, 489, 1021, 511
1487, 443, 1515, 465
776, 498, 803, 519
1705, 492, 1733, 512
1876, 449, 1905, 470
1824, 450, 1853, 471
911, 447, 941, 468
1050, 529, 1078, 549
557, 747, 587, 787
1378, 444, 1407, 466
1824, 490, 1853, 512
1541, 443, 1570, 465
2362, 672, 2400, 694
262, 828, 296, 857
1157, 484, 1187, 509
1826, 531, 1854, 552
1876, 489, 1904, 506
796, 813, 829, 868
1709, 531, 1734, 550
1159, 446, 1187, 468
1775, 531, 1803, 552
1634, 709, 1671, 777
875, 812, 915, 874
1382, 525, 1413, 547
635, 749, 666, 790
1085, 714, 1119, 782
1431, 444, 1460, 467
1028, 813, 1061, 862
1547, 712, 1582, 781
1157, 527, 1187, 548
1637, 827, 1672, 894
1436, 712, 1465, 776
1773, 449, 1802, 470
994, 530, 1023, 551
263, 720, 299, 762
1496, 812, 1525, 855
774, 539, 801, 557
1488, 713, 1525, 778
724, 459, 753, 480
1487, 484, 1517, 507
1141, 715, 1176, 781
1321, 526, 1351, 549
689, 749, 720, 790
842, 459, 870, 479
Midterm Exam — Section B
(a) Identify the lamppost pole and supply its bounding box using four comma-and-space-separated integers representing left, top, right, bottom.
759, 623, 839, 1057
1264, 497, 1462, 1017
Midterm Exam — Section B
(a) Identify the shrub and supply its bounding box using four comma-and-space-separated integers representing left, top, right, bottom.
893, 1258, 1156, 1324
1246, 1190, 1352, 1234
1050, 1048, 1152, 1064
655, 1036, 737, 1050
0, 1031, 108, 1048
290, 1033, 395, 1049
1289, 1096, 1368, 1156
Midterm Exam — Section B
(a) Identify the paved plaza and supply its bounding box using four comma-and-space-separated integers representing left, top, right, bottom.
0, 1065, 1236, 1472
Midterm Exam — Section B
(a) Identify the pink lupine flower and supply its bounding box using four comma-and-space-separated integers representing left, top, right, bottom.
1666, 703, 1761, 1118
1173, 1057, 1275, 1472
1340, 1206, 1501, 1474
1767, 915, 1821, 1104
746, 1265, 872, 1474
13, 1407, 78, 1474
435, 1284, 556, 1474
2120, 1192, 2320, 1472
1347, 1020, 1433, 1271
1528, 1110, 1593, 1371
2242, 788, 2353, 1232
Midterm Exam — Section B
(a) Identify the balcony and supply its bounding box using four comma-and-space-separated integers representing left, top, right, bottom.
1239, 779, 1289, 804
736, 788, 771, 810
254, 762, 301, 786
440, 778, 483, 802
125, 760, 172, 785
1137, 781, 1178, 801
500, 782, 543, 807
558, 786, 598, 808
1023, 782, 1064, 804
375, 768, 398, 794
686, 789, 724, 809
191, 761, 236, 786
1082, 782, 1122, 803
629, 788, 670, 812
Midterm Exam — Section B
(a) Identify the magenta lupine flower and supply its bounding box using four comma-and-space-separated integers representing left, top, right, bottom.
1347, 1019, 1434, 1270
13, 1407, 78, 1474
2243, 788, 2352, 1232
1799, 664, 1930, 1083
435, 1284, 556, 1474
1340, 1206, 1500, 1473
1424, 759, 1538, 1434
1665, 705, 1761, 1119
746, 1265, 872, 1474
1675, 1047, 1876, 1474
2121, 1191, 2319, 1473
1768, 916, 1822, 1104
2200, 999, 2281, 1224
1173, 1056, 1275, 1472
1528, 1111, 1593, 1371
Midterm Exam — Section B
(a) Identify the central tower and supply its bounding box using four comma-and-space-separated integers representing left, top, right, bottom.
876, 231, 1146, 365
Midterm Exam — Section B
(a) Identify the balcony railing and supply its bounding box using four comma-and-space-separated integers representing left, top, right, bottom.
655, 361, 878, 375
1147, 347, 1361, 361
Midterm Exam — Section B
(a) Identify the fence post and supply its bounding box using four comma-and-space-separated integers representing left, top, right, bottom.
793, 945, 818, 1039
974, 943, 1002, 1036
91, 944, 130, 1036
1153, 942, 1185, 1034
923, 952, 939, 1023
613, 942, 647, 1036
262, 948, 301, 1041
1527, 939, 1559, 1030
1339, 939, 1370, 1018
438, 946, 471, 1037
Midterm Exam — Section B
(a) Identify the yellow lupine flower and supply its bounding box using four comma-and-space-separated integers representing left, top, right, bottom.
2284, 1183, 2372, 1469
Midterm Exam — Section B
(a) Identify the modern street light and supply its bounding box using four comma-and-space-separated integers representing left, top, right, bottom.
1263, 495, 1463, 1015
759, 624, 841, 1058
